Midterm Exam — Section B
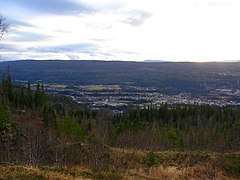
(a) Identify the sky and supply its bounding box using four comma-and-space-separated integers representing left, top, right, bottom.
0, 0, 240, 62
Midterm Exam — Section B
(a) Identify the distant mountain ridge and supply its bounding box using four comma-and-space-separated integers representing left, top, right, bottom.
1, 59, 240, 63
0, 60, 239, 93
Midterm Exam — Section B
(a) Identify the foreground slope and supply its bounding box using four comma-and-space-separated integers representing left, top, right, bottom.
0, 151, 239, 179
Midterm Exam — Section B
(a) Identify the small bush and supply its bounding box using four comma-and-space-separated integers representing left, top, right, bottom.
224, 154, 240, 178
145, 151, 159, 168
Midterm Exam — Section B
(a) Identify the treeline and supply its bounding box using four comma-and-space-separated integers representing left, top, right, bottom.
0, 68, 94, 165
0, 68, 239, 169
1, 75, 45, 110
110, 104, 240, 151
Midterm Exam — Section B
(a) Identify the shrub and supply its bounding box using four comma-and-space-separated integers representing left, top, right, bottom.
145, 151, 159, 168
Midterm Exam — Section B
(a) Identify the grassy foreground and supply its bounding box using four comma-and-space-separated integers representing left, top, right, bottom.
0, 150, 239, 180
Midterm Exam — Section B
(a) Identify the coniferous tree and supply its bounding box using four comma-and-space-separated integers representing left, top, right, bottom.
6, 66, 13, 103
34, 83, 45, 109
0, 104, 18, 161
27, 81, 33, 108
42, 105, 57, 128
19, 83, 25, 108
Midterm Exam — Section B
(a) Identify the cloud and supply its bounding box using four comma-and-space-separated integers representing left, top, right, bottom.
0, 0, 96, 16
0, 43, 28, 52
0, 51, 71, 60
7, 18, 34, 28
1, 0, 240, 62
122, 10, 151, 26
0, 43, 99, 59
7, 31, 52, 42
90, 38, 109, 42
65, 53, 81, 60
206, 2, 232, 7
31, 43, 99, 53
85, 23, 113, 30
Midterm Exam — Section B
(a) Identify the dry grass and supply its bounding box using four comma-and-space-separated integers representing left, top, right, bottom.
0, 165, 124, 180
0, 164, 236, 180
110, 149, 240, 180
0, 165, 84, 179
127, 165, 232, 180
0, 150, 239, 179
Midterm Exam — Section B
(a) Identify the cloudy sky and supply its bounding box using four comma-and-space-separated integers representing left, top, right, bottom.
0, 0, 240, 62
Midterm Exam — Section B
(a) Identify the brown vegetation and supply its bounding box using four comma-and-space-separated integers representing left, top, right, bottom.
0, 71, 239, 179
0, 151, 239, 179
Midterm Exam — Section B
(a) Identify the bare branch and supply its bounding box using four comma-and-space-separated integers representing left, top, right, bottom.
0, 15, 9, 41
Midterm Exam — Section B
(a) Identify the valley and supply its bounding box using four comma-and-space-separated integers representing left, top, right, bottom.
44, 83, 240, 112
1, 60, 240, 111
0, 60, 239, 179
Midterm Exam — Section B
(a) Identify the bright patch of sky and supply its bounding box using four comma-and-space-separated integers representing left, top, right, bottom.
0, 0, 240, 62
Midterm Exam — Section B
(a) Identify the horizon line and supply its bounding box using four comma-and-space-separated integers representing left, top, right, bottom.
0, 59, 240, 63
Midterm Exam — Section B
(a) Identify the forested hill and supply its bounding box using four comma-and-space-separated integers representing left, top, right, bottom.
0, 60, 240, 93
0, 68, 239, 179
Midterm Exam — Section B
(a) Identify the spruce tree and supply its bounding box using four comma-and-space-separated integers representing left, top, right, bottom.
27, 81, 33, 108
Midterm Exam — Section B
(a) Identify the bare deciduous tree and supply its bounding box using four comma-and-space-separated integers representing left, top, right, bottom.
0, 15, 8, 41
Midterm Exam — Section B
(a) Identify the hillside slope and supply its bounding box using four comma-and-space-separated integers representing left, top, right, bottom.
0, 60, 240, 93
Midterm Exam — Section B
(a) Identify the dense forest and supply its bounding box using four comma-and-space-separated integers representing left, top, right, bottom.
0, 68, 239, 178
111, 104, 240, 152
